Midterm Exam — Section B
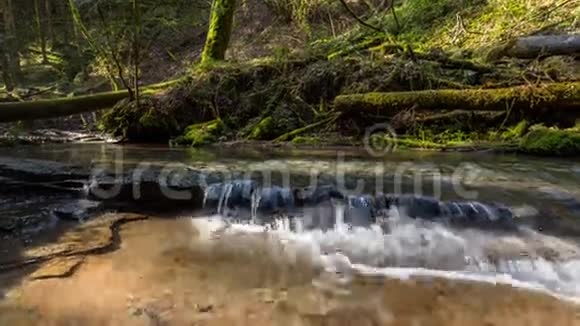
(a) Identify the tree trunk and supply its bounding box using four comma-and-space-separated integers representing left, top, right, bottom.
201, 0, 237, 64
133, 0, 141, 103
490, 34, 580, 60
34, 0, 48, 63
0, 79, 181, 122
1, 52, 15, 91
334, 82, 580, 115
45, 0, 55, 48
2, 0, 21, 87
55, 0, 72, 45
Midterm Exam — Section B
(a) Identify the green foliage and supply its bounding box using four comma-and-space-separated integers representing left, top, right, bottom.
395, 0, 484, 40
519, 125, 580, 156
501, 120, 528, 141
426, 0, 580, 53
308, 0, 578, 60
263, 0, 339, 33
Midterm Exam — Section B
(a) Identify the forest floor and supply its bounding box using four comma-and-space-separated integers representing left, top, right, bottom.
1, 0, 579, 155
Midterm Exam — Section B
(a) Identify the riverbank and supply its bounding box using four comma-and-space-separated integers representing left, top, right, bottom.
1, 0, 578, 156
94, 53, 580, 157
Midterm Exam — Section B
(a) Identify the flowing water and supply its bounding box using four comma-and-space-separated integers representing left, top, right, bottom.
1, 143, 580, 324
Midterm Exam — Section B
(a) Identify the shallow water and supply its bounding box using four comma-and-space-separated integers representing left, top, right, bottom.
1, 143, 580, 323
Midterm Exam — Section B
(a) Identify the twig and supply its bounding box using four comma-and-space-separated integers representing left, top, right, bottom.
389, 0, 400, 34
274, 114, 340, 142
337, 0, 383, 33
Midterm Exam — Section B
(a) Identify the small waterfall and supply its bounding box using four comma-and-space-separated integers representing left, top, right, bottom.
193, 183, 580, 302
250, 189, 260, 225
200, 180, 518, 232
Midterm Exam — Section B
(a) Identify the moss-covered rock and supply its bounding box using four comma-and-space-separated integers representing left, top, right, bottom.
99, 97, 179, 142
247, 116, 275, 140
177, 119, 226, 147
519, 126, 580, 156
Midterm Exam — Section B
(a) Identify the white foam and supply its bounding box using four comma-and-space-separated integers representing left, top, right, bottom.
191, 214, 580, 305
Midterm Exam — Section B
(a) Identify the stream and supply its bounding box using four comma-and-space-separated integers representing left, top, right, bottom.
0, 143, 580, 325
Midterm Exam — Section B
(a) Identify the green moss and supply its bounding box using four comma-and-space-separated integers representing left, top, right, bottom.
334, 82, 580, 114
99, 97, 179, 142
291, 136, 322, 145
501, 120, 528, 141
519, 126, 580, 156
201, 0, 237, 64
247, 116, 275, 140
180, 119, 225, 147
396, 138, 446, 150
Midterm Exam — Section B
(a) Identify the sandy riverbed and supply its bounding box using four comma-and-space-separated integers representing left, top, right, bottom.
0, 216, 579, 326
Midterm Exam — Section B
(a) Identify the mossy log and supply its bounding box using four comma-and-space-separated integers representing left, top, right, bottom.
0, 79, 180, 123
334, 82, 580, 115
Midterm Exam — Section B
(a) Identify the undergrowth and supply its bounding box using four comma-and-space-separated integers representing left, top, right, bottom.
98, 0, 580, 156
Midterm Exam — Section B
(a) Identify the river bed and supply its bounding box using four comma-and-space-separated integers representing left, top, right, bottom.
0, 143, 579, 325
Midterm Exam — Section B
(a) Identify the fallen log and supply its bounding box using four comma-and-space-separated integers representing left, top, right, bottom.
0, 79, 181, 123
334, 82, 580, 115
491, 34, 580, 59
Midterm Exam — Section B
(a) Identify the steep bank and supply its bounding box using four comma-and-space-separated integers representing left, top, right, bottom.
97, 0, 580, 155
100, 52, 580, 155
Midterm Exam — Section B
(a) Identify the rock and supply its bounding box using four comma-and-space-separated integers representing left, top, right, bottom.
295, 185, 345, 206
202, 180, 256, 212
344, 196, 376, 227
374, 193, 514, 228
385, 194, 442, 219
0, 218, 17, 233
0, 213, 148, 269
128, 307, 143, 317
87, 167, 210, 207
53, 199, 103, 221
30, 256, 84, 280
0, 157, 88, 182
255, 186, 296, 214
196, 304, 214, 313
441, 201, 514, 226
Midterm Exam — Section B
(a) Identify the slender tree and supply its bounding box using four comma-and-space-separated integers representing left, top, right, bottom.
133, 0, 141, 103
45, 0, 55, 47
34, 0, 48, 63
201, 0, 237, 64
1, 0, 20, 90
